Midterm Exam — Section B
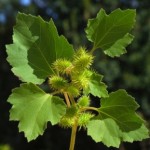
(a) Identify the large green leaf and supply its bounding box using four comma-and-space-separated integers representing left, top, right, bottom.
98, 90, 143, 131
6, 13, 74, 84
87, 118, 149, 148
8, 83, 66, 141
84, 72, 108, 98
85, 9, 136, 57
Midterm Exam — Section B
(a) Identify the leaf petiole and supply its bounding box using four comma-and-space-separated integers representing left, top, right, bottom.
50, 91, 60, 95
89, 46, 96, 54
79, 106, 99, 113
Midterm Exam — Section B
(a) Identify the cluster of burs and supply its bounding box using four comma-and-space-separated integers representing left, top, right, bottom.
48, 47, 95, 128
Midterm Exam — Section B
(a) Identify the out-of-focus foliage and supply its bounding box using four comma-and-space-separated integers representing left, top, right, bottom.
0, 144, 12, 150
0, 0, 150, 150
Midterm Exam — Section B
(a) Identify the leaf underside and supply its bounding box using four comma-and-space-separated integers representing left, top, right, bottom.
87, 119, 149, 148
86, 90, 149, 148
8, 83, 66, 141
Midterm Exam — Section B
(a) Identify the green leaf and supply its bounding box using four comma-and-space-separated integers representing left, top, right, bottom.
104, 33, 134, 57
85, 8, 136, 57
98, 90, 143, 131
6, 13, 74, 84
87, 118, 149, 148
84, 72, 108, 98
87, 119, 121, 147
121, 124, 149, 142
8, 83, 66, 141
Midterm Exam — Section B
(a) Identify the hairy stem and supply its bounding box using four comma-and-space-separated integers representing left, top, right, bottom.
69, 118, 78, 150
64, 92, 71, 107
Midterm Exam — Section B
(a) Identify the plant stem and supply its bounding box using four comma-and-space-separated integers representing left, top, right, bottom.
50, 91, 60, 95
80, 106, 99, 112
69, 118, 78, 150
68, 94, 76, 105
89, 46, 96, 54
64, 92, 71, 107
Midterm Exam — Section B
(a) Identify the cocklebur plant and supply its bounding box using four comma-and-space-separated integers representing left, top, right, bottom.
6, 8, 149, 150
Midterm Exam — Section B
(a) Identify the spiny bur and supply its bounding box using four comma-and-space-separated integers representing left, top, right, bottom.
59, 106, 77, 128
48, 75, 68, 90
73, 47, 94, 72
77, 96, 90, 107
53, 59, 72, 74
71, 70, 90, 89
65, 85, 80, 97
78, 113, 94, 128
59, 117, 75, 128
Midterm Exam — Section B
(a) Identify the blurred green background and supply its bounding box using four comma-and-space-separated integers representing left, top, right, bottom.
0, 0, 150, 150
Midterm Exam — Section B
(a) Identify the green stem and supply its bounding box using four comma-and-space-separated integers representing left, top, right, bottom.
89, 46, 96, 54
50, 91, 60, 95
80, 106, 99, 112
68, 94, 76, 105
64, 92, 71, 107
69, 118, 78, 150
